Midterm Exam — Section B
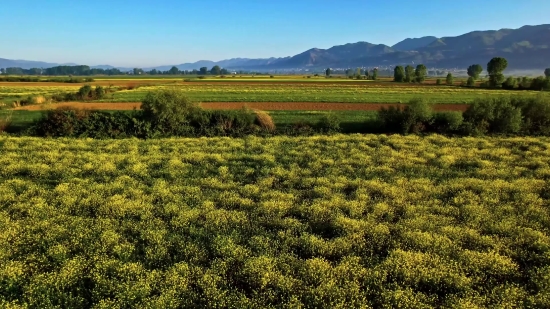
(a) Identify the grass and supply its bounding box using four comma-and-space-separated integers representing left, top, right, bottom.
102, 84, 550, 104
0, 135, 549, 307
3, 77, 549, 105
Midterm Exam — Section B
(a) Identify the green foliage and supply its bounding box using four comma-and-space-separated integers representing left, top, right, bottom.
77, 85, 93, 100
545, 68, 550, 78
436, 79, 442, 85
446, 73, 454, 85
141, 89, 200, 135
394, 66, 405, 82
316, 112, 341, 133
372, 68, 378, 80
379, 98, 433, 134
513, 97, 550, 135
199, 67, 208, 75
503, 76, 518, 90
1, 135, 550, 307
414, 64, 427, 83
466, 77, 475, 87
211, 65, 221, 75
432, 111, 464, 133
405, 65, 414, 83
467, 64, 483, 79
325, 68, 331, 77
462, 98, 522, 135
530, 76, 550, 91
487, 57, 508, 87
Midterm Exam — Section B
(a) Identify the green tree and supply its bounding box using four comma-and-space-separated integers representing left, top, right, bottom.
168, 66, 180, 75
394, 66, 405, 82
545, 68, 550, 78
133, 68, 144, 75
405, 65, 414, 82
325, 68, 331, 77
466, 76, 475, 87
446, 73, 454, 85
0, 68, 5, 74
414, 64, 427, 83
372, 68, 378, 81
199, 67, 208, 75
211, 65, 221, 75
467, 64, 483, 79
503, 76, 517, 90
354, 68, 362, 79
487, 57, 508, 87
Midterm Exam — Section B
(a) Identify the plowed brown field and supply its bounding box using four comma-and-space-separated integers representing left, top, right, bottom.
13, 102, 469, 112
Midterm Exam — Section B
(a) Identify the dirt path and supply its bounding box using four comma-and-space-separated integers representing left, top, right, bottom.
13, 102, 469, 112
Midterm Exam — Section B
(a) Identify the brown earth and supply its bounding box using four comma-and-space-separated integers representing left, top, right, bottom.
13, 102, 469, 112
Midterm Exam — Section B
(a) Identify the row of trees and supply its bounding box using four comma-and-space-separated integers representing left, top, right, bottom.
393, 65, 427, 83
0, 66, 124, 76
393, 57, 549, 90
0, 65, 234, 76
326, 67, 379, 80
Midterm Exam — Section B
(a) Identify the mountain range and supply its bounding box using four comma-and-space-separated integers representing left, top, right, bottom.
2, 24, 549, 71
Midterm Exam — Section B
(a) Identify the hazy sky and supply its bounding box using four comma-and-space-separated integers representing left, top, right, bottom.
2, 0, 550, 67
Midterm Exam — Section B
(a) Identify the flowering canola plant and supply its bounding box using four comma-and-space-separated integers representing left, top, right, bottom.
0, 135, 549, 308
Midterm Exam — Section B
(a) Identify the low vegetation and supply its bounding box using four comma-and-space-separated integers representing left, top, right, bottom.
0, 135, 549, 308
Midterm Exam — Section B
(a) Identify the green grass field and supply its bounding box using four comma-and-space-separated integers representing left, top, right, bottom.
0, 135, 549, 307
101, 84, 550, 104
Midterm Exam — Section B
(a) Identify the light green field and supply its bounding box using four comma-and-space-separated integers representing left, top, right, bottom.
102, 84, 550, 104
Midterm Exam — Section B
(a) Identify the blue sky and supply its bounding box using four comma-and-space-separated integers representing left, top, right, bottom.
2, 0, 549, 67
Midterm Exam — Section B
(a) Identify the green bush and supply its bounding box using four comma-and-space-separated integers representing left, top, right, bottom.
316, 113, 341, 133
77, 85, 93, 100
141, 89, 200, 135
378, 99, 433, 134
502, 77, 517, 90
436, 79, 442, 85
432, 112, 464, 133
462, 98, 522, 135
514, 97, 550, 135
466, 77, 475, 87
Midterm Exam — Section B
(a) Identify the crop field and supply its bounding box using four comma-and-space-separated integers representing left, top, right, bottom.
2, 79, 549, 107
103, 84, 549, 104
0, 135, 549, 308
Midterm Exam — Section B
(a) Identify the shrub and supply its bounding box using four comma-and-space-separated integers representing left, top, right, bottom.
515, 97, 550, 135
432, 112, 464, 134
141, 89, 200, 136
436, 79, 442, 85
34, 107, 91, 137
462, 98, 522, 135
378, 99, 433, 134
502, 76, 517, 90
94, 86, 106, 100
402, 98, 433, 134
77, 85, 93, 100
316, 113, 341, 133
530, 76, 550, 91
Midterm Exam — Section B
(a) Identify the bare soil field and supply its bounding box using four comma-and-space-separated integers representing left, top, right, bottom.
13, 102, 469, 111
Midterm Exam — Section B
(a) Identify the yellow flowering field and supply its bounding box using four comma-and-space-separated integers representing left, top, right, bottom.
0, 135, 549, 308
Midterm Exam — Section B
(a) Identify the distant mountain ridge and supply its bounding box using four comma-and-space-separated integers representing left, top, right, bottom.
2, 24, 550, 71
392, 36, 438, 51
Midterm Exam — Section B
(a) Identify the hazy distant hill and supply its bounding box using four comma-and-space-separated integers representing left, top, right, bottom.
392, 36, 438, 51
2, 24, 550, 72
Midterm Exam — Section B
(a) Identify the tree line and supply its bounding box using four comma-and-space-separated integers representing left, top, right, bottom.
0, 65, 234, 76
393, 57, 550, 90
